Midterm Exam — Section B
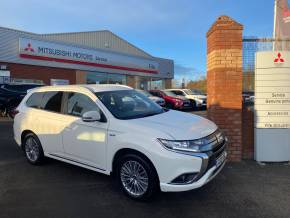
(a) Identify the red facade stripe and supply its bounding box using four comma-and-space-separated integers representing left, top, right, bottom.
19, 54, 158, 74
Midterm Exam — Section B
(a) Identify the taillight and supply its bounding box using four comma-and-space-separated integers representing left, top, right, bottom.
9, 108, 19, 119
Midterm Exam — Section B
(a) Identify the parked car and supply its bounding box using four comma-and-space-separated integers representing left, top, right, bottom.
0, 95, 6, 116
191, 89, 207, 96
14, 85, 227, 200
149, 90, 191, 110
0, 83, 44, 95
0, 83, 43, 118
242, 91, 255, 105
166, 89, 207, 109
137, 89, 165, 107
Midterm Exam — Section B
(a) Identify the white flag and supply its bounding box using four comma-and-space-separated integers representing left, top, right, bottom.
274, 0, 290, 39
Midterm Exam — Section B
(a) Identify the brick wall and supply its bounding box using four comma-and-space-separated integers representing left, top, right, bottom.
206, 16, 244, 161
242, 105, 254, 159
1, 62, 77, 85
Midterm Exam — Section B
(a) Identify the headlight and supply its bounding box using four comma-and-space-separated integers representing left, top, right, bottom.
216, 130, 225, 143
158, 129, 226, 153
157, 138, 207, 153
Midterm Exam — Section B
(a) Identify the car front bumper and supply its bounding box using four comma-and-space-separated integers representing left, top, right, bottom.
160, 153, 226, 192
196, 101, 207, 108
157, 137, 227, 192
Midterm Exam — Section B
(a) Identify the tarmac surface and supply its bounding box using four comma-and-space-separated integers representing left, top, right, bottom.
0, 118, 290, 218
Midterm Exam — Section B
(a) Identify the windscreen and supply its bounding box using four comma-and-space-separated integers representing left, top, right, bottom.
95, 90, 165, 120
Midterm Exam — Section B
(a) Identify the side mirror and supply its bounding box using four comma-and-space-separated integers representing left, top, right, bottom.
82, 111, 101, 122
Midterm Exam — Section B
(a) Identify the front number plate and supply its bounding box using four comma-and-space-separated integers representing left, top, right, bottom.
216, 151, 227, 168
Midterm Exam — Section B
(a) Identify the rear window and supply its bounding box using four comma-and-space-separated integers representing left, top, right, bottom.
26, 92, 44, 109
42, 92, 63, 113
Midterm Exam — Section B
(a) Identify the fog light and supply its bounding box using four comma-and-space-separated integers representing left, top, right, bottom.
170, 173, 199, 185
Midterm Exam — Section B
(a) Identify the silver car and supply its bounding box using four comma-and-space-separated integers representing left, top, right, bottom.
137, 89, 166, 107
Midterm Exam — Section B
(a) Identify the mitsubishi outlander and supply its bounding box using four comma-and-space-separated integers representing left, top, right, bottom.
13, 85, 227, 200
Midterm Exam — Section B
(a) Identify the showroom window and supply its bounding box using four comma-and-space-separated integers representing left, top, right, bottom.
136, 77, 150, 90
87, 72, 107, 84
149, 79, 165, 90
86, 72, 126, 85
107, 73, 126, 85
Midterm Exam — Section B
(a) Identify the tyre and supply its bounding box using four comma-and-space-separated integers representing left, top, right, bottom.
23, 133, 44, 165
166, 102, 174, 109
116, 153, 159, 201
191, 100, 197, 110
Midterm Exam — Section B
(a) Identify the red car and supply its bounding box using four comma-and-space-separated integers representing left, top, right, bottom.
149, 90, 192, 110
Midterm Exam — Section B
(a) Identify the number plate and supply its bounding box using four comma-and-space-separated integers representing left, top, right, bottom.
216, 151, 227, 167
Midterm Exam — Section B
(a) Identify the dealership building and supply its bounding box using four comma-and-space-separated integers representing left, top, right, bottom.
0, 26, 174, 89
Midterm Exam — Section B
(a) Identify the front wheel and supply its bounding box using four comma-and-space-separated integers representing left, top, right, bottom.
166, 102, 174, 109
191, 100, 197, 110
116, 154, 159, 201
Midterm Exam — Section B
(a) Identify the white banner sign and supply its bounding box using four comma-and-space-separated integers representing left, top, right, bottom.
18, 37, 159, 74
255, 51, 290, 129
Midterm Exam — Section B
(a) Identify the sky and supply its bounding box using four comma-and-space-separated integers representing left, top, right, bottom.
0, 0, 280, 82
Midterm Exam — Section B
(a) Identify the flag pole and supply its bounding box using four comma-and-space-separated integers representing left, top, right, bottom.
273, 0, 278, 50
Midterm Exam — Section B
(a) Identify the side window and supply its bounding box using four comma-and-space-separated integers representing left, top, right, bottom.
26, 92, 44, 109
66, 92, 99, 117
42, 91, 63, 113
158, 92, 164, 97
173, 91, 183, 96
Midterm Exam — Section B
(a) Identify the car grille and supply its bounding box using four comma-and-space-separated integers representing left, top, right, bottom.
204, 138, 226, 173
194, 131, 227, 181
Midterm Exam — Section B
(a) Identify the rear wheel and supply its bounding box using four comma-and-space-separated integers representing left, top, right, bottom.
116, 154, 159, 200
23, 133, 44, 165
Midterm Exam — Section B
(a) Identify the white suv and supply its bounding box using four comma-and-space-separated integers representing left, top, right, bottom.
166, 89, 207, 109
13, 85, 227, 200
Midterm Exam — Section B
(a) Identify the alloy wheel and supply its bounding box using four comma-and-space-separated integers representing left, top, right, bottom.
25, 137, 40, 162
120, 160, 149, 197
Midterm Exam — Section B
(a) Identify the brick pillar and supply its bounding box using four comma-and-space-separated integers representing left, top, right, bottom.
75, 70, 87, 84
164, 79, 172, 89
206, 16, 243, 161
127, 75, 137, 88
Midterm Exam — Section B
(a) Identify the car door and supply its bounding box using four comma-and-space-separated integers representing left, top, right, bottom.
61, 92, 108, 170
35, 91, 67, 154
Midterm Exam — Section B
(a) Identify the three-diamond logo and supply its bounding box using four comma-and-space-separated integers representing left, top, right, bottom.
274, 53, 285, 63
24, 43, 35, 52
